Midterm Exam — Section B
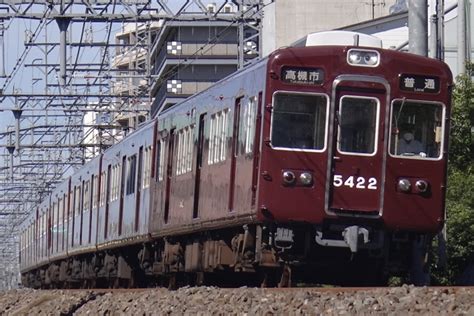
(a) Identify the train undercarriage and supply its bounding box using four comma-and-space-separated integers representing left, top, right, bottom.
22, 223, 432, 289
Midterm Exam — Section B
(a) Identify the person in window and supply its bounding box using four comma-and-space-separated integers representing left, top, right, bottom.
398, 129, 425, 156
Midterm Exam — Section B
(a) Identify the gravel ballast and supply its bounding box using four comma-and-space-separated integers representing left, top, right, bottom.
2, 285, 474, 315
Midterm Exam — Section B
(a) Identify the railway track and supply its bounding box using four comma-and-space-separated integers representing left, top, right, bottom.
2, 285, 474, 315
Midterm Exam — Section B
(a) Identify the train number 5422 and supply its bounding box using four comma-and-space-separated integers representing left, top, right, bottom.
333, 175, 377, 190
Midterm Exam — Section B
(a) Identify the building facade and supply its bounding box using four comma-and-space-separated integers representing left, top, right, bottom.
148, 20, 244, 116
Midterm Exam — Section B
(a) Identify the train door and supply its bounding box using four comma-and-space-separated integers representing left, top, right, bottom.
105, 164, 111, 239
135, 146, 143, 231
229, 98, 242, 212
119, 156, 126, 235
327, 78, 388, 214
164, 128, 176, 223
193, 113, 206, 219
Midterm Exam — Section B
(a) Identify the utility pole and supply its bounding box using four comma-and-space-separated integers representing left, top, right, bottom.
408, 0, 428, 56
458, 0, 467, 74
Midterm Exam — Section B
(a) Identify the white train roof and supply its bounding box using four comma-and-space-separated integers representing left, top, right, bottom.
293, 31, 382, 48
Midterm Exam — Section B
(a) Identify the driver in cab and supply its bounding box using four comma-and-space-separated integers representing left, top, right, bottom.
398, 128, 426, 157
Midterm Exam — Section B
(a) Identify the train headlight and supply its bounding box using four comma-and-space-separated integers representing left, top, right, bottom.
347, 49, 380, 67
282, 171, 296, 185
415, 180, 429, 193
398, 179, 411, 192
299, 172, 313, 186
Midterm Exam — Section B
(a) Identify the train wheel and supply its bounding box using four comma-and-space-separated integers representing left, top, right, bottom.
278, 265, 292, 288
195, 272, 205, 286
167, 274, 177, 290
410, 236, 432, 286
259, 268, 279, 288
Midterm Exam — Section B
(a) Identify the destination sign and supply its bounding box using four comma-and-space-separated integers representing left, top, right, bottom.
399, 74, 440, 93
281, 66, 324, 85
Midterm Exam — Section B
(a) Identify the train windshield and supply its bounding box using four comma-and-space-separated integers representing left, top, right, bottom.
271, 92, 327, 150
390, 100, 444, 159
337, 96, 379, 155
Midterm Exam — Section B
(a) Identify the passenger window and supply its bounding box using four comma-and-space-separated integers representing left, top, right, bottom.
83, 181, 90, 212
338, 96, 379, 155
156, 138, 166, 182
271, 92, 327, 150
243, 96, 258, 155
126, 155, 137, 195
208, 109, 229, 164
390, 100, 444, 159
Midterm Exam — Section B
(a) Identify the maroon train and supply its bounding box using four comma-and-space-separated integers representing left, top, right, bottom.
19, 31, 453, 287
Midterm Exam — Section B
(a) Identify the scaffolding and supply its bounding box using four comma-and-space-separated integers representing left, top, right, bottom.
0, 0, 265, 289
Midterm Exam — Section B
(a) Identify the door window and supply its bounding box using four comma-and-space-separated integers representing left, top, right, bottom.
337, 96, 379, 155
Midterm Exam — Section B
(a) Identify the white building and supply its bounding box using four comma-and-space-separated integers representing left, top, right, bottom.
262, 0, 472, 78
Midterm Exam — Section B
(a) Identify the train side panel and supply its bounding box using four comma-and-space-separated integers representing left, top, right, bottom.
97, 121, 155, 249
48, 179, 70, 261
68, 156, 101, 256
149, 61, 266, 236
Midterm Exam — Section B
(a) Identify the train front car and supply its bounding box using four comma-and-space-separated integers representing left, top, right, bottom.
257, 32, 453, 284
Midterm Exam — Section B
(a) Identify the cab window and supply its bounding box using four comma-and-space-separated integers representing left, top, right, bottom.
390, 100, 444, 159
271, 92, 327, 150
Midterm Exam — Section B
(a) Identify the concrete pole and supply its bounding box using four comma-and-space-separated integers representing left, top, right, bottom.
56, 18, 70, 87
429, 13, 438, 58
238, 1, 244, 69
12, 109, 22, 152
437, 0, 445, 60
408, 0, 428, 56
0, 21, 5, 77
458, 0, 467, 74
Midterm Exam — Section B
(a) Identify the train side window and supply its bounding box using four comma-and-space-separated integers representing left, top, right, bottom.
156, 138, 166, 182
208, 109, 229, 164
92, 175, 99, 209
126, 155, 137, 195
337, 96, 379, 155
58, 197, 63, 227
113, 165, 119, 201
100, 171, 106, 206
186, 126, 194, 172
243, 96, 258, 154
110, 164, 121, 201
69, 189, 73, 221
83, 181, 90, 212
52, 202, 57, 234
75, 186, 81, 216
143, 146, 152, 188
271, 92, 327, 151
208, 117, 215, 165
176, 129, 185, 175
176, 126, 195, 175
390, 100, 444, 159
109, 167, 114, 203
